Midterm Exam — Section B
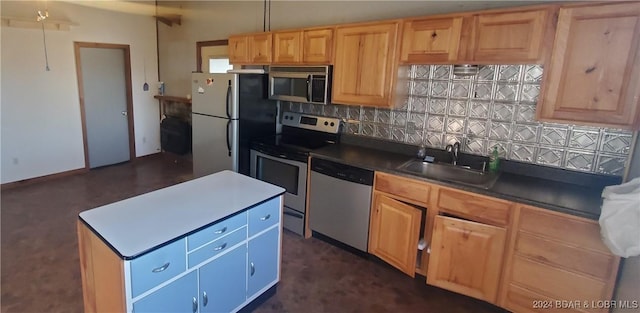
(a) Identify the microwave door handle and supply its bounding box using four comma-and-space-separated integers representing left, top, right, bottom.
306, 75, 312, 102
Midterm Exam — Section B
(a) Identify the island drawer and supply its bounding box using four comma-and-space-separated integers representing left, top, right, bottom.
436, 188, 511, 226
187, 211, 247, 251
248, 198, 281, 237
130, 238, 186, 298
374, 172, 430, 205
188, 226, 247, 268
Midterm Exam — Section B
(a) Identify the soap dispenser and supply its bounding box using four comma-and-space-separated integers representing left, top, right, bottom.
489, 146, 500, 173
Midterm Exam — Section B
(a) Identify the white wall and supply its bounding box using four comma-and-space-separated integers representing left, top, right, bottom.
1, 1, 159, 184
157, 0, 543, 97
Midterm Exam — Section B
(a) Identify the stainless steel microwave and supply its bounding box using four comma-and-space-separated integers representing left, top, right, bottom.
268, 66, 331, 105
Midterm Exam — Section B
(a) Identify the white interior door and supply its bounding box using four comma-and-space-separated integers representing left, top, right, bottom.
80, 47, 130, 168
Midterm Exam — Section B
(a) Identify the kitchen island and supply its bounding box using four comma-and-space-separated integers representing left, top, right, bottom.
77, 170, 285, 313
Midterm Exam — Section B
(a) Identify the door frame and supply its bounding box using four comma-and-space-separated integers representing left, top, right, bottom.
196, 39, 228, 72
74, 42, 136, 169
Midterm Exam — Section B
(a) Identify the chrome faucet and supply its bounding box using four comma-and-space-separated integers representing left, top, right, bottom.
445, 142, 460, 165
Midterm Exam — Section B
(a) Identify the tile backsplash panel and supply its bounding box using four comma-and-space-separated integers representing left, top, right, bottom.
284, 65, 633, 176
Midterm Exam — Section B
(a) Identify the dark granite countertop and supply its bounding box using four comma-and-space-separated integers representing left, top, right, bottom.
310, 136, 622, 220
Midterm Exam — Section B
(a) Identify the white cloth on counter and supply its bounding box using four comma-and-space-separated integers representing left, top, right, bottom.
599, 177, 640, 258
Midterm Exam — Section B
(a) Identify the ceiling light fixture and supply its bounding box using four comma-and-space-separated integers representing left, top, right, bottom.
37, 5, 50, 71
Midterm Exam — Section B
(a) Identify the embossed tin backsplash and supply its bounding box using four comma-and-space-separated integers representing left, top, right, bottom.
283, 65, 633, 176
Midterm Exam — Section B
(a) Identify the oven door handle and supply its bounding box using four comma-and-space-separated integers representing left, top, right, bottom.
226, 120, 232, 157
306, 75, 312, 102
283, 210, 304, 219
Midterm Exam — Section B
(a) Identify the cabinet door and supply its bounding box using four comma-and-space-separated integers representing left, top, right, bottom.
247, 227, 279, 297
400, 17, 463, 63
500, 205, 620, 313
133, 271, 198, 313
229, 35, 250, 64
469, 9, 549, 63
368, 193, 422, 277
199, 245, 247, 313
303, 28, 333, 64
427, 215, 506, 303
250, 33, 273, 64
538, 3, 640, 129
273, 31, 302, 64
332, 22, 400, 107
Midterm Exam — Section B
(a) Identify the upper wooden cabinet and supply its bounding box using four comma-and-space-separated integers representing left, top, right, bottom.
400, 8, 552, 64
273, 30, 302, 64
332, 21, 404, 107
228, 35, 250, 64
537, 2, 640, 129
273, 27, 334, 64
400, 17, 463, 63
228, 32, 272, 65
303, 28, 333, 64
466, 8, 552, 63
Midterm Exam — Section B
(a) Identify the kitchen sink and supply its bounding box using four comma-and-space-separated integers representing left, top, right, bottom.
395, 159, 500, 189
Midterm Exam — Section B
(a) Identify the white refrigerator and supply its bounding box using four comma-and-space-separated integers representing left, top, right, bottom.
191, 72, 277, 178
191, 73, 240, 177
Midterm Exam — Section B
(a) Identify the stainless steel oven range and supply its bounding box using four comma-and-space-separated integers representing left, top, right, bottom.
250, 112, 341, 236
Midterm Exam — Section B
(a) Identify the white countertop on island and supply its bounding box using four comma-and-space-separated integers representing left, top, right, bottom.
79, 170, 285, 259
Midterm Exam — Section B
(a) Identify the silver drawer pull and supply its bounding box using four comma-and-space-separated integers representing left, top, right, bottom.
151, 262, 170, 273
213, 226, 227, 234
250, 262, 255, 276
213, 243, 227, 251
203, 291, 208, 307
259, 214, 271, 221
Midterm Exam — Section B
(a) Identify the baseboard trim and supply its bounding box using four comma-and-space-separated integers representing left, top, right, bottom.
1, 153, 171, 191
1, 167, 88, 191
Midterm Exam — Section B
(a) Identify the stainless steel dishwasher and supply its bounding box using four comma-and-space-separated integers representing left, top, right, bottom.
309, 158, 374, 252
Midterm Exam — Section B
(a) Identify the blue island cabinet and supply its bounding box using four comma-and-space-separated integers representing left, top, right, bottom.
77, 171, 285, 313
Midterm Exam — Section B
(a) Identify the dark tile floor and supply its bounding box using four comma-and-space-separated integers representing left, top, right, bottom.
1, 154, 506, 313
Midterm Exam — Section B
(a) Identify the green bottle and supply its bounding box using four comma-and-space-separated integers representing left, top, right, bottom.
489, 146, 500, 173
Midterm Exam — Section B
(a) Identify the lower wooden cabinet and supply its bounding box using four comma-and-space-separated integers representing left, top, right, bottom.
500, 205, 620, 313
366, 172, 621, 312
427, 215, 507, 303
368, 193, 422, 277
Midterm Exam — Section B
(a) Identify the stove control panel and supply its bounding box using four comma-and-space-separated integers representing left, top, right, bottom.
281, 112, 341, 134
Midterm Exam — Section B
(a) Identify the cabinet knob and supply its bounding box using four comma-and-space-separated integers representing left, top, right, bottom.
250, 262, 255, 276
202, 291, 208, 307
260, 214, 271, 221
